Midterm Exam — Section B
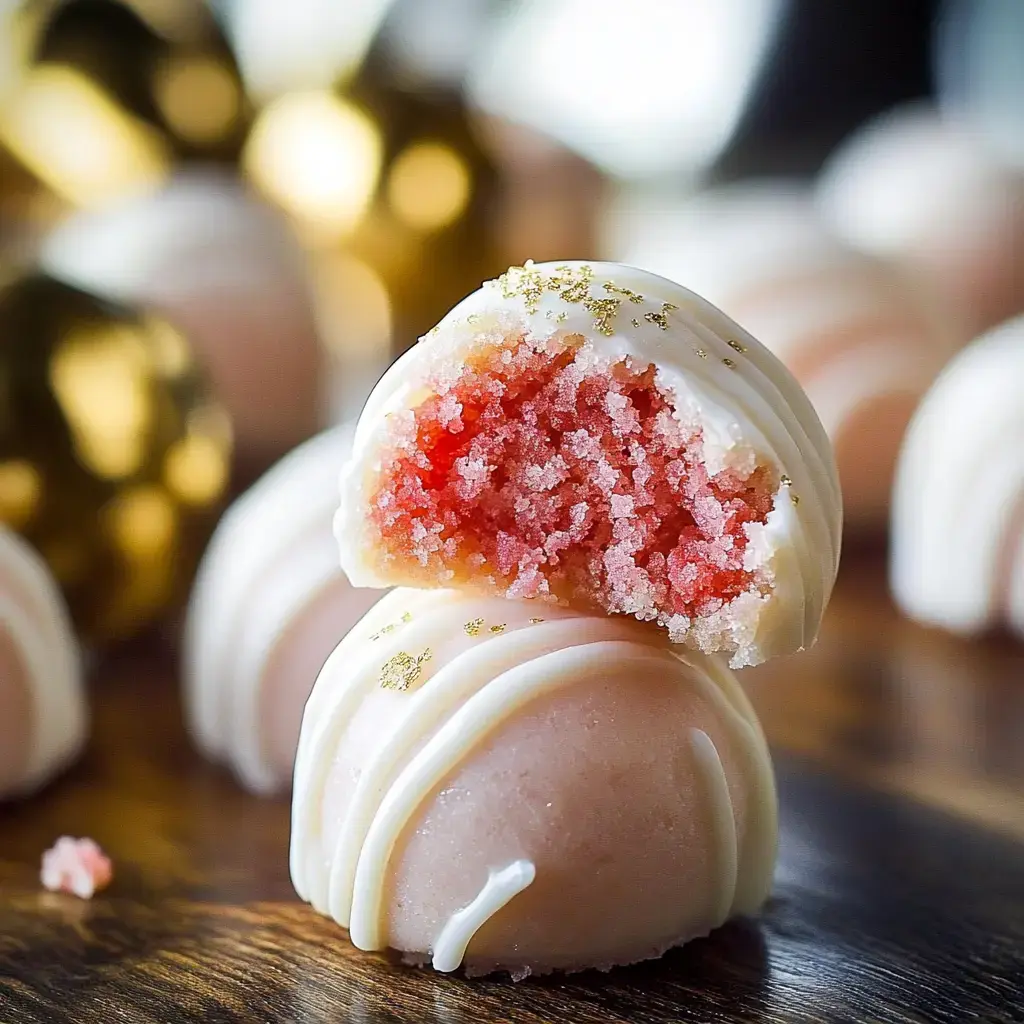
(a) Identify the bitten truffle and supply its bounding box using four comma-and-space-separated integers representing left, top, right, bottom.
184, 426, 383, 793
337, 261, 841, 668
290, 588, 778, 977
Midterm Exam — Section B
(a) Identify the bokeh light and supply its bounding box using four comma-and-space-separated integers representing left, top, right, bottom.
386, 140, 471, 232
243, 90, 382, 239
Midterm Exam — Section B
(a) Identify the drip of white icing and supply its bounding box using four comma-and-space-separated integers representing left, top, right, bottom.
431, 860, 536, 973
688, 728, 738, 927
290, 588, 780, 967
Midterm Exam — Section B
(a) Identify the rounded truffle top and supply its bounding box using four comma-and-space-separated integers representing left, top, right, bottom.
339, 261, 842, 667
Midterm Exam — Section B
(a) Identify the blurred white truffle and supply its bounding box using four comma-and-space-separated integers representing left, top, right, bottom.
0, 526, 87, 800
817, 105, 1024, 336
184, 425, 383, 794
891, 314, 1024, 638
609, 184, 959, 529
291, 588, 778, 976
42, 172, 326, 464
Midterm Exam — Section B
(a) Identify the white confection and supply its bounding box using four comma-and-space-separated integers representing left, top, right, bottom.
42, 172, 325, 460
0, 526, 87, 799
891, 314, 1024, 637
338, 260, 842, 668
610, 185, 960, 528
184, 425, 382, 794
291, 587, 778, 976
818, 105, 1024, 335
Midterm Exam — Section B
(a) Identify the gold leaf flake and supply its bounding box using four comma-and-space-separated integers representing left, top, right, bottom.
380, 648, 432, 691
791, 494, 801, 506
463, 617, 484, 637
489, 623, 507, 634
722, 357, 737, 369
584, 295, 620, 336
603, 282, 644, 304
644, 311, 669, 330
401, 611, 413, 623
631, 318, 640, 328
727, 339, 747, 353
780, 475, 792, 487
529, 616, 544, 624
694, 348, 707, 359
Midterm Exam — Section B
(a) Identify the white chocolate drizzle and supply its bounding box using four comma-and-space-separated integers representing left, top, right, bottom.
689, 728, 738, 927
290, 588, 779, 970
431, 860, 536, 973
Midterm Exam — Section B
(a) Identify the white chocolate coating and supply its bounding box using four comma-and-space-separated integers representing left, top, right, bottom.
818, 105, 1024, 336
42, 172, 325, 461
610, 186, 960, 528
338, 260, 842, 668
184, 426, 383, 794
0, 526, 86, 800
291, 588, 777, 976
891, 314, 1024, 637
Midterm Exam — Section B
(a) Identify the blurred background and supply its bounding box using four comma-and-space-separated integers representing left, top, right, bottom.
0, 0, 1022, 646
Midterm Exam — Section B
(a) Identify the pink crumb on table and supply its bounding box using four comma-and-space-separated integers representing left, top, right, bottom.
40, 837, 113, 899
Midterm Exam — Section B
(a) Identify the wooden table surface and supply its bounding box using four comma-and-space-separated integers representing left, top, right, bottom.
2, 554, 1023, 1024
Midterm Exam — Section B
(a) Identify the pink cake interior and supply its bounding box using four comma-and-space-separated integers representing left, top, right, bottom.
371, 336, 777, 631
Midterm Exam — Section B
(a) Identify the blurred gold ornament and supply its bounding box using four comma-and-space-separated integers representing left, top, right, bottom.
0, 0, 249, 249
0, 270, 232, 643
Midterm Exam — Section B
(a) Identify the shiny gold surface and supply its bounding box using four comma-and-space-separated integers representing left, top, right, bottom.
0, 271, 231, 642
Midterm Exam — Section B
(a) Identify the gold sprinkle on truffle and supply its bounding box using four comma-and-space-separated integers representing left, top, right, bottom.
584, 295, 621, 336
489, 623, 507, 634
369, 623, 396, 641
644, 311, 669, 330
662, 302, 678, 312
722, 357, 737, 369
604, 282, 644, 304
380, 648, 432, 691
631, 317, 640, 328
550, 263, 593, 304
791, 494, 801, 506
727, 339, 747, 353
529, 616, 544, 624
694, 348, 707, 359
780, 475, 792, 487
463, 617, 484, 637
401, 611, 413, 623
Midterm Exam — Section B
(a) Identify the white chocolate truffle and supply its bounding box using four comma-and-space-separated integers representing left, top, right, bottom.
891, 314, 1024, 637
42, 173, 325, 462
0, 527, 86, 800
184, 426, 383, 794
290, 588, 778, 977
611, 185, 960, 529
818, 106, 1024, 336
338, 260, 841, 669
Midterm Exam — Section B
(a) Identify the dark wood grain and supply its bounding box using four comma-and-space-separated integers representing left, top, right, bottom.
2, 559, 1023, 1024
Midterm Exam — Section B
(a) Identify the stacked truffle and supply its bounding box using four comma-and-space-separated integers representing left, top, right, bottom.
290, 261, 843, 976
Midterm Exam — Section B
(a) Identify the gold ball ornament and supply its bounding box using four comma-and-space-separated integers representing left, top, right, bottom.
0, 269, 232, 644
